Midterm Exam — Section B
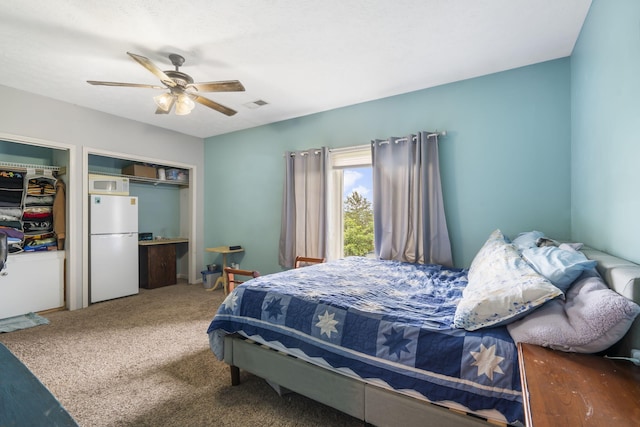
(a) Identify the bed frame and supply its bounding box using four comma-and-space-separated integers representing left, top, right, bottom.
222, 248, 640, 426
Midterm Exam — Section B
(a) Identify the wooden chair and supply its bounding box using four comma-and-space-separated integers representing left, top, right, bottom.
294, 256, 325, 268
224, 267, 260, 294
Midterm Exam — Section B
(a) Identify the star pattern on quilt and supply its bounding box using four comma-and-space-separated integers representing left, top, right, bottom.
316, 310, 339, 338
222, 292, 239, 311
382, 327, 412, 359
264, 297, 284, 320
470, 343, 504, 381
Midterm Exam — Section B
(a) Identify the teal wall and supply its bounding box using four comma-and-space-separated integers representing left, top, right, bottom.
130, 182, 181, 238
205, 59, 572, 272
0, 140, 54, 164
571, 0, 640, 263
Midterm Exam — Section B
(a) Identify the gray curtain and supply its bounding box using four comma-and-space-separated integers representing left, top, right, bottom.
371, 132, 452, 266
279, 147, 329, 268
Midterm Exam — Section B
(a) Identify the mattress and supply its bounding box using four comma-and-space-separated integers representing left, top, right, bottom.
207, 257, 524, 425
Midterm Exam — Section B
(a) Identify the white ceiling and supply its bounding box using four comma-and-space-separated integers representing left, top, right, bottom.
0, 1, 591, 139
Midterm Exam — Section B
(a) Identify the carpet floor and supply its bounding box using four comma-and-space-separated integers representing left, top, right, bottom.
0, 283, 363, 427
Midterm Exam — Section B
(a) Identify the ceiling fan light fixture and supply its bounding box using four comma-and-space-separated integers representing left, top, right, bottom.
175, 94, 195, 115
89, 52, 243, 117
175, 102, 190, 116
154, 93, 175, 112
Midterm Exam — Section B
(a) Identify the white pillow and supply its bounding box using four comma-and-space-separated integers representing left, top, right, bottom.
454, 230, 563, 331
507, 270, 640, 353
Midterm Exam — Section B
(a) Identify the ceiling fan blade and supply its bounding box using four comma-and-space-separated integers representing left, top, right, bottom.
187, 80, 245, 93
155, 107, 170, 114
190, 94, 237, 116
87, 80, 164, 89
126, 52, 176, 88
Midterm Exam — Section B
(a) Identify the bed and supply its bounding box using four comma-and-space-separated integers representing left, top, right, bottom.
207, 230, 640, 427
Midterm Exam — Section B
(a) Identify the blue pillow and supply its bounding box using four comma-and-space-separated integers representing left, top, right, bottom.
521, 246, 597, 292
511, 230, 545, 251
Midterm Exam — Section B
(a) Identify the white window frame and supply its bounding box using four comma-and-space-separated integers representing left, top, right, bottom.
327, 144, 372, 260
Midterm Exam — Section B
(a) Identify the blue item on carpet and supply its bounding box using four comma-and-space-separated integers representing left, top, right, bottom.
0, 312, 50, 333
0, 343, 78, 426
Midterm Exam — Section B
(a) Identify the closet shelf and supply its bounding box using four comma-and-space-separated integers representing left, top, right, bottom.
88, 170, 189, 187
0, 161, 65, 176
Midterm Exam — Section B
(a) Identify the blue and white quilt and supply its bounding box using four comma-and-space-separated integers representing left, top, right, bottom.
207, 257, 523, 425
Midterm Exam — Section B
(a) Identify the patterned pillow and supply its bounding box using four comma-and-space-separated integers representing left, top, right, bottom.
454, 230, 563, 331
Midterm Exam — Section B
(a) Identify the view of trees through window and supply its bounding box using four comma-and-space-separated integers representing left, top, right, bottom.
343, 168, 374, 256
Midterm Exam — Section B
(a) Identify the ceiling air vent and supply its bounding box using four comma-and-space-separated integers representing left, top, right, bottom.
243, 99, 269, 109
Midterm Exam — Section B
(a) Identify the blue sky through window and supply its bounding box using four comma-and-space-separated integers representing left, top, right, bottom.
343, 167, 372, 202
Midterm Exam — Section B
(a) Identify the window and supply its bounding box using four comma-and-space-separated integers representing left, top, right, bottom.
327, 145, 373, 259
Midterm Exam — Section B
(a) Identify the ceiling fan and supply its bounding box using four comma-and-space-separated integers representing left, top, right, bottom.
87, 52, 245, 116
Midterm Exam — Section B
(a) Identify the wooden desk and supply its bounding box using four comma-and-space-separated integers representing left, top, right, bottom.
205, 246, 244, 294
518, 343, 640, 426
139, 238, 188, 289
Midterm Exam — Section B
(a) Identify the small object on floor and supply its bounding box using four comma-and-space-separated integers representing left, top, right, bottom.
0, 312, 49, 333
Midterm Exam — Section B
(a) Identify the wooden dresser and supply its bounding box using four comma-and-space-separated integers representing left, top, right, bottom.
518, 342, 640, 426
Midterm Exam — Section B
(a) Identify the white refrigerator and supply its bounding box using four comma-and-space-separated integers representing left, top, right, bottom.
90, 195, 139, 303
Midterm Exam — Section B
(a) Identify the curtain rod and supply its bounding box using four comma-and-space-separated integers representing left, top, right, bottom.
287, 130, 447, 156
378, 130, 447, 145
288, 150, 322, 157
427, 130, 447, 138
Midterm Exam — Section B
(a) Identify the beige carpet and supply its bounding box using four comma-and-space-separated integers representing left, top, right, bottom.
0, 283, 363, 427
